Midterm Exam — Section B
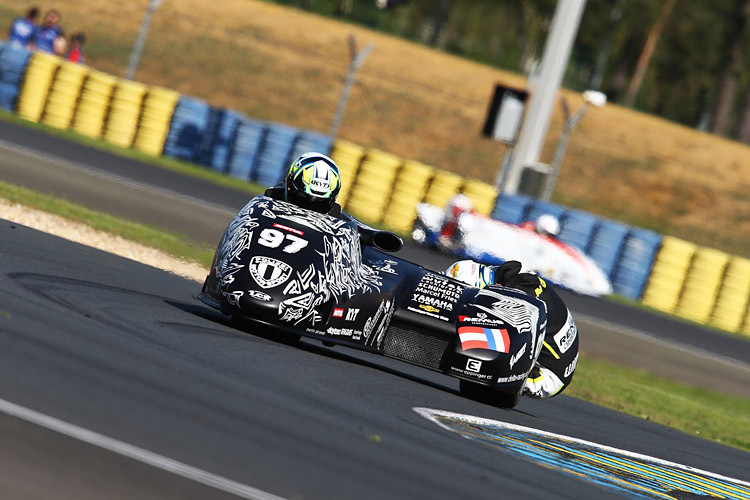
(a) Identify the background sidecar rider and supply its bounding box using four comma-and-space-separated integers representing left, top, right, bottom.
265, 152, 343, 216
447, 259, 579, 399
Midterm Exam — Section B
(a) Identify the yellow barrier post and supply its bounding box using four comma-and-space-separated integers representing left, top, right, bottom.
345, 149, 402, 224
17, 52, 61, 122
673, 248, 730, 324
641, 236, 696, 313
382, 160, 434, 233
133, 87, 180, 156
103, 79, 147, 148
423, 171, 464, 208
42, 61, 89, 129
461, 179, 498, 217
710, 257, 750, 333
329, 140, 365, 208
71, 70, 117, 139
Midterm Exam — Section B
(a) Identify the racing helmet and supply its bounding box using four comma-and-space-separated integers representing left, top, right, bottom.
536, 214, 560, 238
284, 152, 342, 213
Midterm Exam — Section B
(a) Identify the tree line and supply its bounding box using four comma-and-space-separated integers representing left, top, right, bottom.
272, 0, 750, 143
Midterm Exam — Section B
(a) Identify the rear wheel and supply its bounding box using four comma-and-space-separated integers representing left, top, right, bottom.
459, 379, 522, 408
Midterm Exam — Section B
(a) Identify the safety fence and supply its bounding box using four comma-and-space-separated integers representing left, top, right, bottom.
1, 43, 749, 337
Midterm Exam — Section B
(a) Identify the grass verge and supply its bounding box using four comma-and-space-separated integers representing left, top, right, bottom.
2, 182, 748, 453
567, 356, 750, 452
0, 110, 265, 196
0, 180, 214, 267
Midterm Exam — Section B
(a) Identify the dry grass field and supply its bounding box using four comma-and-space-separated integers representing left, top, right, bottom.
1, 0, 748, 254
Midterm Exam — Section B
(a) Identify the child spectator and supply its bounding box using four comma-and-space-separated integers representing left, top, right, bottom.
8, 7, 39, 49
34, 10, 65, 55
67, 32, 86, 64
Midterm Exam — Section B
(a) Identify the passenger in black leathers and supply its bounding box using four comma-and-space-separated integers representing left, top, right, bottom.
447, 259, 579, 398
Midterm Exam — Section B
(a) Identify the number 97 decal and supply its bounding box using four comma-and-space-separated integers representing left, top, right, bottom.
258, 228, 308, 253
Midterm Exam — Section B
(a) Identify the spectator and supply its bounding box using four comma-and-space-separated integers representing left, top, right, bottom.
66, 32, 85, 64
34, 10, 65, 55
8, 6, 39, 49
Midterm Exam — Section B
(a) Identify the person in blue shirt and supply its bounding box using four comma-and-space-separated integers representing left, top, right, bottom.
8, 7, 39, 49
34, 10, 65, 55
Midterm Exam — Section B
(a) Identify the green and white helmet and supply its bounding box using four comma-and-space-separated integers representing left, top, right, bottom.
284, 152, 342, 213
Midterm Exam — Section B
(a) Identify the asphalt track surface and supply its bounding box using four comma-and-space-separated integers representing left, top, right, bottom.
2, 221, 749, 499
1, 119, 749, 397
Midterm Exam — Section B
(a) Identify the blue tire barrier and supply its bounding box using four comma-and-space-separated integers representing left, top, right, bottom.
0, 81, 20, 111
588, 219, 629, 279
162, 96, 210, 161
0, 45, 32, 86
558, 209, 599, 253
227, 119, 267, 180
612, 228, 663, 300
195, 107, 244, 173
526, 199, 566, 224
490, 194, 533, 225
0, 45, 32, 111
290, 130, 333, 160
253, 123, 299, 185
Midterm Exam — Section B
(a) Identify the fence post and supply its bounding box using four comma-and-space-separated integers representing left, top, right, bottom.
329, 35, 375, 139
125, 0, 162, 80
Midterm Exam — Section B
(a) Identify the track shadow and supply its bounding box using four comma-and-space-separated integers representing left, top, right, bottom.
166, 298, 536, 415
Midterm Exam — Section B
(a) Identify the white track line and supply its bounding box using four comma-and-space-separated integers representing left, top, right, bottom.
576, 312, 750, 373
415, 407, 750, 488
0, 397, 286, 500
0, 138, 237, 215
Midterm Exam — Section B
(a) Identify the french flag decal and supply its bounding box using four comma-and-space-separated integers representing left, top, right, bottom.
458, 326, 510, 353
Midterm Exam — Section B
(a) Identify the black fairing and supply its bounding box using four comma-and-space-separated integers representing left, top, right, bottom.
200, 196, 546, 398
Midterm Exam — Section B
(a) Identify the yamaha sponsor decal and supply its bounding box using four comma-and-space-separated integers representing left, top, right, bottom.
412, 273, 465, 312
249, 256, 292, 289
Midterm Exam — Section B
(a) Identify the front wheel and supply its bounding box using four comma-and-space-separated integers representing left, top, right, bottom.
459, 379, 523, 408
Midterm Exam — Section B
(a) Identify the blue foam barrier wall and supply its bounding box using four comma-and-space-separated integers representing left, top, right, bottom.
162, 96, 211, 160
612, 228, 663, 300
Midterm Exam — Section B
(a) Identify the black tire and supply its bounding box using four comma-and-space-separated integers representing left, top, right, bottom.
459, 379, 522, 408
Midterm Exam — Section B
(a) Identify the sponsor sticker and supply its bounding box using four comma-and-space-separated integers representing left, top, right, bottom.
326, 327, 363, 340
273, 223, 304, 236
419, 304, 440, 313
249, 256, 292, 289
497, 373, 527, 383
449, 263, 460, 278
466, 359, 482, 373
553, 315, 577, 354
564, 353, 579, 378
450, 365, 493, 380
509, 342, 527, 369
411, 273, 465, 312
458, 326, 510, 353
332, 308, 344, 318
346, 308, 360, 321
246, 290, 272, 302
406, 306, 449, 322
